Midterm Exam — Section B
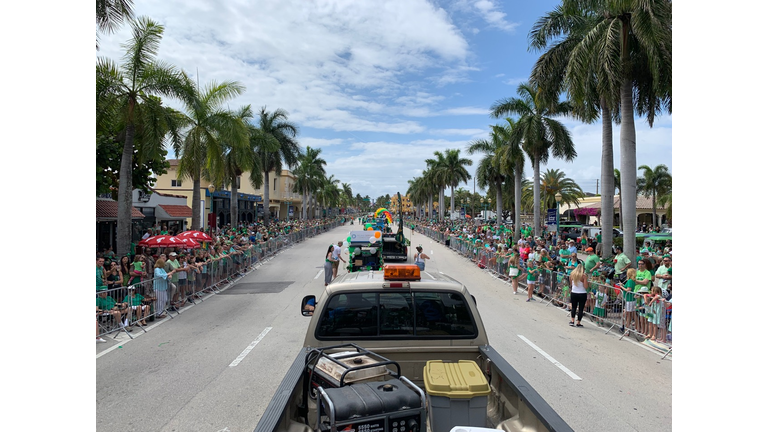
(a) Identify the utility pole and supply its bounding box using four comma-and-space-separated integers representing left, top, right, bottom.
596, 179, 599, 195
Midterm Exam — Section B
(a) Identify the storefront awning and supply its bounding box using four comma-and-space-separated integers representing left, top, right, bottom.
155, 204, 193, 220
96, 199, 144, 222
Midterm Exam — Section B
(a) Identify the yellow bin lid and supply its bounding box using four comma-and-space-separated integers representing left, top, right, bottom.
423, 360, 491, 398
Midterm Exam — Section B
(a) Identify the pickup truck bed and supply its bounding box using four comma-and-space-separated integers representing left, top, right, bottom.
254, 266, 572, 432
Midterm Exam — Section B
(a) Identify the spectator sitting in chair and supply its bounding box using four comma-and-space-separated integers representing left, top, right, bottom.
123, 288, 149, 326
97, 288, 129, 330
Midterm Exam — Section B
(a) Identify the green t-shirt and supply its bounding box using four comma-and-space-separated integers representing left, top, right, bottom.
596, 233, 602, 243
614, 253, 631, 273
559, 249, 570, 264
623, 279, 636, 302
123, 294, 145, 306
97, 296, 117, 310
584, 254, 600, 273
526, 266, 538, 281
636, 269, 653, 288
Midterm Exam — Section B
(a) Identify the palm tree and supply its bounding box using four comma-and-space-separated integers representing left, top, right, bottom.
491, 118, 527, 240
317, 175, 341, 217
176, 80, 248, 231
96, 0, 135, 49
293, 146, 326, 220
532, 168, 584, 210
222, 105, 257, 228
491, 81, 576, 238
529, 4, 619, 257
407, 176, 427, 220
614, 168, 623, 231
554, 0, 672, 264
341, 183, 354, 213
657, 189, 672, 225
252, 107, 300, 225
421, 166, 442, 221
96, 17, 192, 256
637, 164, 672, 229
440, 149, 473, 217
467, 132, 507, 228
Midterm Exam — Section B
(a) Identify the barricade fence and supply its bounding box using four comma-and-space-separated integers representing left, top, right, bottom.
414, 225, 672, 351
97, 220, 342, 339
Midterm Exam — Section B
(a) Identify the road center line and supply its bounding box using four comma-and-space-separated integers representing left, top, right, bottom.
314, 269, 323, 279
518, 335, 582, 380
229, 327, 272, 367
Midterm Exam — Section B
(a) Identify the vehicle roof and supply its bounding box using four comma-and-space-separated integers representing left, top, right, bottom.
327, 268, 465, 295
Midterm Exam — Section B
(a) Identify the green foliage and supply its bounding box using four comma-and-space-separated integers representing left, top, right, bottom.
96, 133, 170, 199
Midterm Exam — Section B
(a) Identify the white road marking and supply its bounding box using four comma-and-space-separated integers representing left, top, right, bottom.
314, 269, 323, 279
423, 271, 435, 280
518, 335, 582, 380
229, 327, 272, 367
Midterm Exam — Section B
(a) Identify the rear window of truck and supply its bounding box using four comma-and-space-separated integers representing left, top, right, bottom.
316, 291, 478, 339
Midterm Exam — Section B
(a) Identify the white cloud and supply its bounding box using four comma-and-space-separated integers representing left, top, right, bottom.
472, 0, 519, 32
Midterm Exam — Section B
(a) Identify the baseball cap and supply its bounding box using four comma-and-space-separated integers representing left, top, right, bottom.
170, 252, 177, 256
640, 248, 649, 254
586, 247, 594, 252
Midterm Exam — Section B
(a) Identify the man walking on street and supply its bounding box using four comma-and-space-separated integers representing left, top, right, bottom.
332, 241, 346, 279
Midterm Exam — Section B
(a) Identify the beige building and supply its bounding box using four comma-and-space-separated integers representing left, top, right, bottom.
153, 160, 304, 228
558, 195, 670, 227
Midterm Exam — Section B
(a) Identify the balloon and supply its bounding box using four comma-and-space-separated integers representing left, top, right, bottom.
369, 236, 377, 243
354, 247, 361, 255
367, 227, 373, 231
374, 231, 381, 239
347, 236, 351, 242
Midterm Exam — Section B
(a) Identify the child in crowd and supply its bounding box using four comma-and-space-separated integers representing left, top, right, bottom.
645, 286, 667, 342
635, 286, 650, 338
620, 268, 637, 333
592, 284, 608, 326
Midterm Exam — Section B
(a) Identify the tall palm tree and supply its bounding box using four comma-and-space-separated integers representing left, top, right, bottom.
491, 118, 527, 240
407, 176, 427, 220
222, 105, 256, 228
637, 164, 672, 229
176, 80, 248, 231
491, 81, 576, 238
252, 107, 300, 225
421, 166, 441, 221
318, 175, 341, 217
467, 132, 506, 227
614, 168, 623, 231
96, 17, 192, 256
529, 4, 619, 257
534, 168, 584, 210
96, 0, 135, 49
440, 149, 473, 217
293, 146, 326, 220
555, 0, 672, 264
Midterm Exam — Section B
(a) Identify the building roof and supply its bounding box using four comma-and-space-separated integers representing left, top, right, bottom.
157, 204, 193, 218
96, 199, 144, 221
575, 196, 668, 211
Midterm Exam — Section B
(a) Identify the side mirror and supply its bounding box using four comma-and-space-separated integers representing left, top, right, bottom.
301, 295, 316, 317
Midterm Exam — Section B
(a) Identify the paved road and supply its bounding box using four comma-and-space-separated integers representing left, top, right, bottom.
96, 225, 671, 432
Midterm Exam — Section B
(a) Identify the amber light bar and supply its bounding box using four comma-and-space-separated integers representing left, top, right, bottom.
383, 264, 421, 281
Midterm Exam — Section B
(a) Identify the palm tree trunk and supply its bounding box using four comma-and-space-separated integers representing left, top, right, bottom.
450, 186, 455, 216
532, 156, 541, 239
116, 121, 135, 257
230, 175, 238, 228
495, 180, 502, 226
514, 159, 522, 241
620, 74, 637, 266
191, 175, 201, 230
428, 193, 434, 220
600, 100, 614, 259
263, 171, 271, 225
652, 193, 657, 229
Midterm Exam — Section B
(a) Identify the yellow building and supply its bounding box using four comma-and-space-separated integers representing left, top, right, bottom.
153, 160, 304, 228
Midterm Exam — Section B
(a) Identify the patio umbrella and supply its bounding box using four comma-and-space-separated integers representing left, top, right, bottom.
138, 235, 184, 248
176, 230, 213, 242
179, 237, 202, 249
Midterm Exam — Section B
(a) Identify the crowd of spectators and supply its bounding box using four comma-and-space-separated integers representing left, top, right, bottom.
411, 217, 672, 344
96, 216, 346, 342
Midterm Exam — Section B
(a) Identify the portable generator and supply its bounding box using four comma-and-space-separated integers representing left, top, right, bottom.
316, 376, 426, 432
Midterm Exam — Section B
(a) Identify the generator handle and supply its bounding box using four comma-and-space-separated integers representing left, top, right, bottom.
317, 386, 336, 432
338, 360, 401, 387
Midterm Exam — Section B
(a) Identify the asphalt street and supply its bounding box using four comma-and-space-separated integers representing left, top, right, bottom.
96, 224, 671, 432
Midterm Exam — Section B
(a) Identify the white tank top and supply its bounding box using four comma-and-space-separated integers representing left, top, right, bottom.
571, 278, 587, 294
415, 253, 424, 263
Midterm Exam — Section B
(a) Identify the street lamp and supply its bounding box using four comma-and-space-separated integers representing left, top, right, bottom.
482, 198, 488, 222
555, 192, 562, 245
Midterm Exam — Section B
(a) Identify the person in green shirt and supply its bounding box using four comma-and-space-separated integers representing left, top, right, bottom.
165, 252, 182, 308
584, 247, 600, 275
97, 290, 128, 328
525, 260, 539, 302
595, 231, 603, 255
613, 246, 631, 276
620, 268, 638, 333
635, 260, 653, 291
123, 289, 149, 326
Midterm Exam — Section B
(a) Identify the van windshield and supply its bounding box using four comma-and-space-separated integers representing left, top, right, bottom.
316, 291, 478, 339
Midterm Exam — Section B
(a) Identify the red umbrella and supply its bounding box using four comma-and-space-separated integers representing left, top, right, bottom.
176, 230, 213, 242
179, 238, 202, 249
138, 235, 185, 248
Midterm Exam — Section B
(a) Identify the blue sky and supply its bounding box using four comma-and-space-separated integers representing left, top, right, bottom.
96, 0, 672, 201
